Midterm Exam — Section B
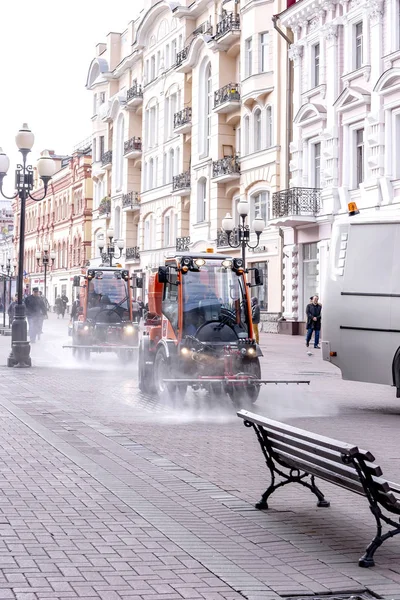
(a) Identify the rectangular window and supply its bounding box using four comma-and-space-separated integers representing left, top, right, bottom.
93, 94, 97, 115
165, 44, 170, 69
163, 153, 167, 184
303, 242, 318, 310
92, 138, 97, 163
164, 215, 170, 246
171, 39, 177, 64
355, 22, 363, 69
157, 50, 161, 74
313, 43, 320, 87
260, 32, 269, 73
99, 92, 106, 104
144, 220, 150, 250
250, 261, 268, 310
395, 114, 400, 179
356, 128, 364, 186
313, 142, 321, 188
99, 136, 105, 159
151, 55, 156, 81
145, 59, 149, 83
170, 93, 177, 138
245, 38, 252, 77
252, 192, 268, 223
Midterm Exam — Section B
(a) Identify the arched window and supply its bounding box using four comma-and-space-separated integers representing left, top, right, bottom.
58, 243, 62, 269
197, 178, 207, 223
243, 116, 250, 155
199, 62, 212, 156
149, 158, 154, 189
266, 106, 273, 148
175, 147, 180, 176
114, 206, 121, 240
73, 239, 77, 266
115, 114, 124, 191
144, 214, 155, 250
254, 108, 262, 152
163, 209, 173, 247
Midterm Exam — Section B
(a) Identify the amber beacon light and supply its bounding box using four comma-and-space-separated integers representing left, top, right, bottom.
348, 201, 360, 216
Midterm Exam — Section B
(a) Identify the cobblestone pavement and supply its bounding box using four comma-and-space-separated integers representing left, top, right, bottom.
0, 315, 399, 599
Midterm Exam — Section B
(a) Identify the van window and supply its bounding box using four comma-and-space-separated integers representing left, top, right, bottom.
344, 223, 396, 294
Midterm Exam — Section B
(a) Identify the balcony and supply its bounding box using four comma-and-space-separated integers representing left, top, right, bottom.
193, 20, 212, 37
216, 228, 240, 249
212, 13, 240, 52
124, 137, 142, 159
172, 171, 191, 196
101, 150, 112, 170
176, 236, 190, 252
271, 187, 321, 227
126, 83, 143, 109
212, 155, 240, 182
175, 46, 190, 72
214, 83, 240, 114
174, 107, 192, 134
98, 198, 111, 217
125, 246, 140, 262
122, 191, 140, 211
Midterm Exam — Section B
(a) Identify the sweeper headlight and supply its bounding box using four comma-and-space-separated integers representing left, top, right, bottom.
124, 324, 135, 334
194, 258, 206, 268
221, 259, 232, 269
181, 256, 193, 273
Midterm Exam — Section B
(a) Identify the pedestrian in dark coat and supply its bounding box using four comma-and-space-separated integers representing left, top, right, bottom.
306, 295, 322, 349
251, 297, 260, 344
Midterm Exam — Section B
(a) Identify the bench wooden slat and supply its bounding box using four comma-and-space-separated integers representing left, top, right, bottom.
238, 410, 364, 457
264, 430, 383, 477
269, 438, 384, 483
376, 490, 400, 509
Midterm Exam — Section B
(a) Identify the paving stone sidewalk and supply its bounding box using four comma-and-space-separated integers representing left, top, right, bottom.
0, 323, 399, 598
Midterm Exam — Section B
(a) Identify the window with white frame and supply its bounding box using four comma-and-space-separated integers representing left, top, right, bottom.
355, 22, 363, 70
170, 92, 178, 138
254, 108, 262, 152
265, 106, 273, 148
157, 50, 161, 74
245, 37, 252, 77
148, 105, 157, 147
151, 55, 156, 80
199, 62, 212, 156
99, 136, 105, 159
206, 65, 212, 155
171, 39, 177, 64
251, 191, 268, 223
303, 242, 318, 309
115, 114, 124, 191
92, 138, 97, 163
243, 116, 250, 155
355, 128, 364, 186
165, 44, 170, 69
144, 217, 151, 250
143, 162, 147, 192
164, 212, 172, 246
100, 91, 106, 104
197, 178, 207, 223
260, 32, 269, 73
149, 158, 154, 189
394, 113, 400, 179
312, 43, 320, 87
175, 146, 180, 175
169, 148, 175, 183
114, 206, 121, 240
145, 59, 149, 83
163, 153, 167, 184
312, 142, 321, 188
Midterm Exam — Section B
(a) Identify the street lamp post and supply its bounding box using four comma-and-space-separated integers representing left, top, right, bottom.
97, 228, 124, 267
221, 199, 266, 266
0, 124, 56, 368
36, 244, 56, 302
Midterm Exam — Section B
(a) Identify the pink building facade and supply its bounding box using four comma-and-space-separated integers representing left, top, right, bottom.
274, 0, 400, 323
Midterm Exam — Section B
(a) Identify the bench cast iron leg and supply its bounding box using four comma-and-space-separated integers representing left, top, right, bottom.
303, 475, 331, 508
359, 507, 400, 568
256, 474, 330, 510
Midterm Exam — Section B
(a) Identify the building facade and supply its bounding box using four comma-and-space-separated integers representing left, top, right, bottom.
277, 0, 400, 324
86, 0, 290, 325
14, 144, 93, 307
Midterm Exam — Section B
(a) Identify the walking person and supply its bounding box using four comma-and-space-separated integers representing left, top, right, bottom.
38, 292, 49, 337
55, 295, 63, 319
8, 294, 18, 326
132, 298, 141, 323
306, 295, 322, 349
25, 287, 46, 344
252, 297, 260, 344
61, 293, 69, 318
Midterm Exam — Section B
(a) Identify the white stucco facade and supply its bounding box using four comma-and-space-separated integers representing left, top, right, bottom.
278, 0, 400, 324
86, 0, 291, 322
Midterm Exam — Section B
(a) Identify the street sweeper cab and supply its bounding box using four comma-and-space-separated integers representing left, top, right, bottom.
64, 266, 139, 361
138, 250, 269, 403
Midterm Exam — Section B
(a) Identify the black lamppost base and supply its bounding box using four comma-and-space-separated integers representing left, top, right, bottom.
7, 304, 31, 368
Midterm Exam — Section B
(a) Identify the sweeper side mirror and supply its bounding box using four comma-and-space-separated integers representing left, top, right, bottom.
158, 267, 168, 284
73, 276, 80, 287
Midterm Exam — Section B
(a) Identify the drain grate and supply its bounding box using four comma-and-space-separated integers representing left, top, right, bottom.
284, 594, 378, 600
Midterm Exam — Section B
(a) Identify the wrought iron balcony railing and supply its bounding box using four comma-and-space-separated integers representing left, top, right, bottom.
176, 236, 190, 252
176, 47, 189, 68
214, 83, 240, 109
193, 20, 213, 37
272, 187, 321, 218
174, 107, 192, 129
101, 150, 112, 167
216, 228, 240, 248
127, 83, 143, 102
212, 155, 240, 178
125, 246, 140, 260
124, 137, 142, 155
214, 13, 240, 40
98, 198, 111, 216
172, 170, 191, 191
122, 191, 140, 209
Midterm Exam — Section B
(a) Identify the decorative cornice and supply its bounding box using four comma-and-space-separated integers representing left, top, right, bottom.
288, 43, 303, 64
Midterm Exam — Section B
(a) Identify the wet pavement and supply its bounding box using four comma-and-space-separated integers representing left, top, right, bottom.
0, 314, 399, 599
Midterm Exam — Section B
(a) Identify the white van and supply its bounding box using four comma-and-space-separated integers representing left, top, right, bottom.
322, 209, 400, 397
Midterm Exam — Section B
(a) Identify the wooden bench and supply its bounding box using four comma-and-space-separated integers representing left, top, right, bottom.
238, 409, 400, 567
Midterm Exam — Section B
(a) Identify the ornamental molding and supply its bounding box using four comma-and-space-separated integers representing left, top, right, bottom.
365, 0, 384, 20
288, 43, 304, 64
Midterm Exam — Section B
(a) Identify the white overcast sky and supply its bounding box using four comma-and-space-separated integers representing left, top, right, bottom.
0, 0, 144, 179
